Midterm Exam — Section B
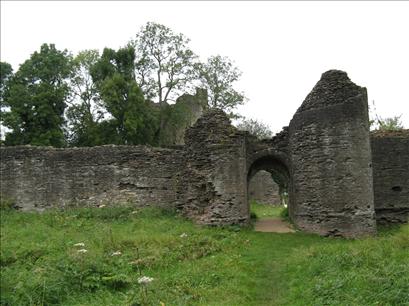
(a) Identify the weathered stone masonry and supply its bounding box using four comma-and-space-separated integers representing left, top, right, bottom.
248, 171, 280, 206
1, 145, 183, 210
1, 70, 408, 238
371, 130, 409, 224
289, 70, 376, 237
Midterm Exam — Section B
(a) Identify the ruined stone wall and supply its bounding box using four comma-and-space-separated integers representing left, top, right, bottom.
248, 170, 280, 205
160, 88, 208, 145
177, 109, 249, 225
0, 145, 183, 210
2, 70, 407, 238
371, 130, 409, 224
245, 127, 290, 202
289, 70, 376, 238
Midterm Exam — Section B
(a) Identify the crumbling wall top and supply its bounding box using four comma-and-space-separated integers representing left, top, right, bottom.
184, 108, 240, 146
297, 70, 366, 113
371, 129, 409, 138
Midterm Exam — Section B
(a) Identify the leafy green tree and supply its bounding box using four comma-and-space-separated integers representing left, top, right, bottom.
132, 22, 198, 105
131, 22, 198, 144
1, 62, 14, 141
0, 62, 13, 107
66, 50, 104, 146
2, 44, 72, 147
236, 118, 273, 139
91, 46, 158, 145
130, 23, 249, 143
197, 55, 245, 115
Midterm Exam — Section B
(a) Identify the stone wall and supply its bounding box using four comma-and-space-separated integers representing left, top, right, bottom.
0, 145, 183, 210
371, 130, 409, 224
245, 127, 290, 208
248, 170, 280, 205
160, 88, 208, 145
288, 70, 376, 237
1, 70, 407, 238
177, 109, 249, 225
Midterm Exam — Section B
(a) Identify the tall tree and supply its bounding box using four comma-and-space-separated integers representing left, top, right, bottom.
131, 22, 199, 144
132, 22, 198, 105
66, 50, 104, 146
0, 62, 13, 107
2, 44, 72, 147
0, 62, 13, 142
91, 46, 158, 145
197, 55, 245, 115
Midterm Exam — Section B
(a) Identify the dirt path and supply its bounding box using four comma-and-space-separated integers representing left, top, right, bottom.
254, 217, 295, 233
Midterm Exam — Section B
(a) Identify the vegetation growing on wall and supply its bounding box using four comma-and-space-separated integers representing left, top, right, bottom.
369, 100, 404, 131
158, 99, 195, 146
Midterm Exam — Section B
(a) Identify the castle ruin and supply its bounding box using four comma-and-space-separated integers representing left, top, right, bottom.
1, 70, 408, 238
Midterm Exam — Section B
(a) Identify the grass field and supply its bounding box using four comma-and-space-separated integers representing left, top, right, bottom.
1, 205, 408, 306
249, 201, 287, 219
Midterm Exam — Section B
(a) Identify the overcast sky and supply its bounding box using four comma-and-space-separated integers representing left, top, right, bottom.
1, 1, 408, 133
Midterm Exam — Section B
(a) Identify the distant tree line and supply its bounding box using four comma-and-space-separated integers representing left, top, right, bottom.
0, 22, 247, 147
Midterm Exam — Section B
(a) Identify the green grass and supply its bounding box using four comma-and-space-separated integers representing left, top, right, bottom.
1, 206, 408, 306
250, 201, 285, 218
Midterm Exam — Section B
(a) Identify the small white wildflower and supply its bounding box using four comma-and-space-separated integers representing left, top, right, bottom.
179, 233, 188, 238
138, 276, 154, 284
77, 249, 88, 254
111, 251, 122, 256
74, 242, 85, 247
98, 204, 106, 208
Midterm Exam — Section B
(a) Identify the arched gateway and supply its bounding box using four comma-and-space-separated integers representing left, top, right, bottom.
173, 70, 393, 237
247, 151, 290, 208
2, 70, 408, 238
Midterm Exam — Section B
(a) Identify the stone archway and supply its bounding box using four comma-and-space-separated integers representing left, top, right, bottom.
247, 151, 292, 221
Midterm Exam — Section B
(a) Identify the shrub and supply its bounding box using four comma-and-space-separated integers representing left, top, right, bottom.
280, 206, 289, 221
0, 198, 16, 210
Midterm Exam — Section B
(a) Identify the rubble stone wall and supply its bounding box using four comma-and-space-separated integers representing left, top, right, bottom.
0, 145, 183, 210
177, 110, 249, 225
1, 70, 408, 238
248, 170, 280, 205
159, 88, 208, 145
371, 131, 409, 224
288, 71, 377, 237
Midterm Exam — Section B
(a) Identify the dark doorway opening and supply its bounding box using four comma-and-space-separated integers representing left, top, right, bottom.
247, 155, 292, 232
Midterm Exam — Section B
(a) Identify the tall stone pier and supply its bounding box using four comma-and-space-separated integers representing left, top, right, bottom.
288, 70, 377, 237
177, 110, 249, 225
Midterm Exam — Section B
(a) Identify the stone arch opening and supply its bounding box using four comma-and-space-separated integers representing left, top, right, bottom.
247, 153, 291, 221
